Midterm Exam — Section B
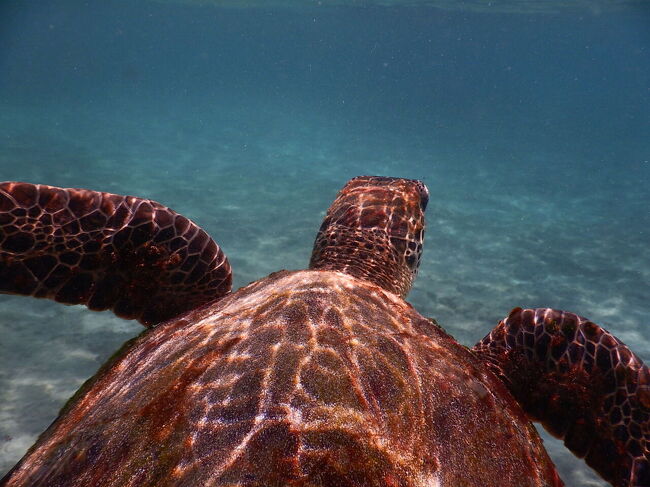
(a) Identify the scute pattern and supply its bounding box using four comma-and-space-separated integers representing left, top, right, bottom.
2, 271, 561, 487
0, 182, 232, 326
474, 307, 650, 487
309, 176, 427, 298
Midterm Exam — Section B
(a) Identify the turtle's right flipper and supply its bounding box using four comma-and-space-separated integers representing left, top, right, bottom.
473, 307, 649, 487
0, 182, 232, 326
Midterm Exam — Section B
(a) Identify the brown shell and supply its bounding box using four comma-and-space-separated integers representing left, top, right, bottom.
2, 270, 561, 487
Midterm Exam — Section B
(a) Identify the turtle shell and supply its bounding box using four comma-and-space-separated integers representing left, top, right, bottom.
3, 270, 561, 487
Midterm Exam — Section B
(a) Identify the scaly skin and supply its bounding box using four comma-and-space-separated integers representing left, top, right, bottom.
474, 307, 650, 487
310, 176, 428, 297
0, 182, 231, 326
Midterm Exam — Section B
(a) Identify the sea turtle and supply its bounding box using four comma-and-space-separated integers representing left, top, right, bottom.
0, 176, 647, 487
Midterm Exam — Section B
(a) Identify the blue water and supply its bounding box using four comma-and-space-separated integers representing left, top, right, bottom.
0, 1, 649, 484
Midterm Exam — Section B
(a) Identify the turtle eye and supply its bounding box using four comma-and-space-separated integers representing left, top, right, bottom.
405, 253, 417, 269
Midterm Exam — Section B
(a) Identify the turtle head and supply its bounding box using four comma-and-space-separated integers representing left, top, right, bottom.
309, 176, 428, 298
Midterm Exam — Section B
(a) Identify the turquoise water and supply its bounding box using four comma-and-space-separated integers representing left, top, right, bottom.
1, 1, 649, 484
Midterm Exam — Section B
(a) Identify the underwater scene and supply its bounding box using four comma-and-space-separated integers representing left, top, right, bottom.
0, 0, 648, 485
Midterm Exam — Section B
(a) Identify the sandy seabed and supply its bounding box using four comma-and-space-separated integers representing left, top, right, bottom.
1, 100, 648, 486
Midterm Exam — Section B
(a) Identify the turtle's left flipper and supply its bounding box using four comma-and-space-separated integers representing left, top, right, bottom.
473, 307, 649, 487
0, 182, 232, 326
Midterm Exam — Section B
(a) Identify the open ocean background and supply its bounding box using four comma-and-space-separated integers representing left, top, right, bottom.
0, 1, 648, 484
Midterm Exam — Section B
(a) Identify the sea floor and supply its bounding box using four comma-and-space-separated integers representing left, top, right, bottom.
0, 97, 648, 486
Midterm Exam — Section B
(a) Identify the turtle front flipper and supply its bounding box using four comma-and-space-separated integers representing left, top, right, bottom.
0, 182, 232, 326
473, 307, 649, 487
